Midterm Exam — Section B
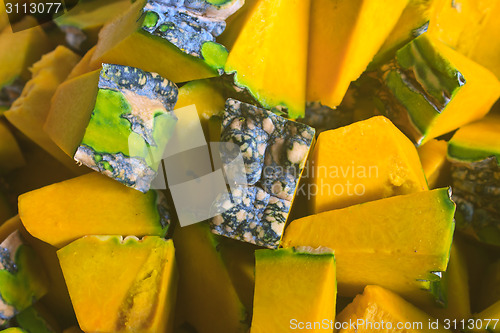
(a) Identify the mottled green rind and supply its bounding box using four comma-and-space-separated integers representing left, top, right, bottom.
429, 272, 448, 308
0, 245, 47, 314
0, 329, 29, 333
385, 70, 439, 134
448, 143, 500, 165
201, 42, 228, 72
80, 89, 177, 171
16, 307, 55, 333
385, 35, 465, 135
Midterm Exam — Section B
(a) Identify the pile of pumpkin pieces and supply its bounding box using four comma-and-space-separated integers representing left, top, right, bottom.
1, 0, 500, 332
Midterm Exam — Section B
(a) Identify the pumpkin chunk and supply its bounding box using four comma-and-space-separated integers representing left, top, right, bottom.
447, 115, 500, 245
173, 222, 248, 333
0, 230, 49, 323
224, 0, 310, 118
0, 121, 25, 175
374, 34, 500, 145
45, 63, 178, 193
371, 0, 435, 65
54, 0, 132, 51
210, 99, 315, 248
5, 46, 82, 173
306, 0, 407, 109
0, 16, 51, 112
282, 188, 455, 300
251, 247, 336, 333
91, 0, 240, 83
310, 116, 427, 214
18, 172, 172, 248
418, 139, 451, 189
57, 236, 177, 333
175, 78, 226, 140
336, 285, 451, 333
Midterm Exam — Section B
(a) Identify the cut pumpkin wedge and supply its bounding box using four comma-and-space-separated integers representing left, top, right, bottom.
306, 0, 407, 109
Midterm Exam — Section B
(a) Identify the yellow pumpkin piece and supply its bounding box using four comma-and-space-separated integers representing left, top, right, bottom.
18, 172, 171, 248
251, 247, 336, 333
173, 222, 248, 333
90, 0, 221, 84
5, 46, 82, 174
44, 69, 100, 157
467, 1, 500, 80
54, 0, 132, 52
0, 16, 51, 112
282, 188, 455, 300
175, 79, 225, 140
371, 0, 436, 65
66, 46, 96, 81
0, 120, 25, 174
58, 236, 177, 333
417, 139, 451, 189
420, 35, 500, 142
310, 116, 427, 214
336, 285, 452, 333
224, 0, 310, 118
306, 0, 407, 109
217, 0, 259, 51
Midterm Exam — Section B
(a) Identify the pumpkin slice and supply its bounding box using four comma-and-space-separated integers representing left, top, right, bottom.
175, 79, 226, 141
66, 46, 96, 80
418, 139, 451, 189
54, 0, 132, 51
173, 222, 248, 333
0, 230, 49, 323
5, 46, 82, 174
58, 236, 177, 333
210, 99, 315, 248
251, 247, 336, 333
310, 116, 427, 214
306, 0, 407, 110
90, 0, 240, 83
18, 172, 172, 248
428, 0, 500, 80
0, 121, 25, 174
44, 63, 178, 192
282, 188, 455, 300
447, 115, 500, 245
0, 16, 51, 112
336, 285, 451, 333
224, 0, 310, 118
375, 33, 500, 145
371, 0, 435, 65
